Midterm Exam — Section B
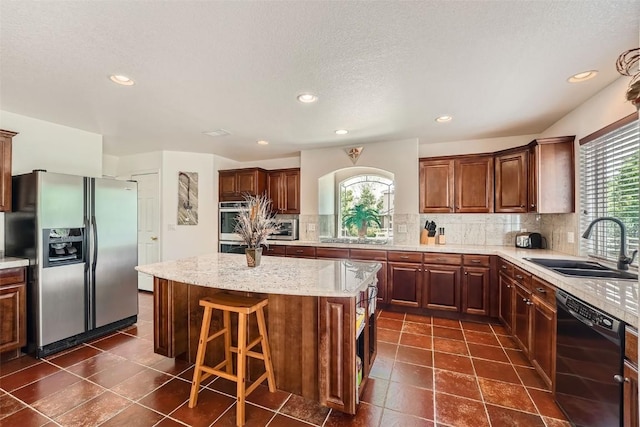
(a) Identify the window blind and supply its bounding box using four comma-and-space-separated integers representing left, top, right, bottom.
580, 116, 639, 266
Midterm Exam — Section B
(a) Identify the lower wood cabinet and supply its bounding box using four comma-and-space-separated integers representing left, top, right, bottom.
388, 262, 422, 307
530, 292, 556, 388
498, 273, 514, 333
624, 327, 639, 427
422, 264, 460, 312
462, 266, 490, 316
512, 282, 532, 357
0, 267, 27, 357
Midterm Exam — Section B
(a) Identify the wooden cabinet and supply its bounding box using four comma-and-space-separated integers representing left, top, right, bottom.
350, 249, 388, 304
267, 168, 300, 214
219, 168, 267, 201
422, 264, 461, 312
153, 278, 188, 358
461, 255, 491, 316
0, 267, 27, 357
285, 245, 316, 259
512, 281, 532, 357
315, 247, 349, 259
499, 273, 514, 333
263, 245, 286, 256
494, 149, 528, 213
419, 155, 494, 213
530, 277, 556, 388
0, 130, 17, 212
388, 257, 422, 308
624, 327, 639, 427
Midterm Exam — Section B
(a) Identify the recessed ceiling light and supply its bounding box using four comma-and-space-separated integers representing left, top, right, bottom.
335, 129, 349, 135
257, 140, 269, 145
435, 115, 452, 123
109, 74, 134, 86
297, 93, 318, 103
567, 70, 598, 83
203, 129, 231, 137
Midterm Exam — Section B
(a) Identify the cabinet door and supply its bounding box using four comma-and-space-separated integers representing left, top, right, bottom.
623, 360, 639, 427
237, 170, 258, 194
531, 296, 556, 388
375, 261, 388, 304
267, 172, 283, 211
513, 283, 532, 356
498, 274, 514, 333
388, 262, 422, 307
0, 131, 14, 212
423, 264, 461, 312
0, 282, 26, 352
219, 171, 237, 201
462, 266, 490, 316
319, 297, 356, 415
282, 169, 300, 214
528, 145, 538, 212
455, 156, 494, 213
419, 159, 454, 213
535, 137, 575, 213
495, 150, 528, 213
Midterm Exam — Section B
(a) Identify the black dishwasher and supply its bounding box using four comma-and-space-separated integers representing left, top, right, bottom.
555, 289, 624, 427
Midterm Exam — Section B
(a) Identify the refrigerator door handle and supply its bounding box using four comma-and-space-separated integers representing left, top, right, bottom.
92, 215, 98, 271
83, 217, 90, 273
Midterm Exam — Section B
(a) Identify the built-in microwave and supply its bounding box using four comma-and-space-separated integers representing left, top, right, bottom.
219, 201, 249, 242
270, 219, 299, 241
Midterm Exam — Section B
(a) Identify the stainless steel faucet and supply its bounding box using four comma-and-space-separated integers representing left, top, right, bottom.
582, 216, 638, 270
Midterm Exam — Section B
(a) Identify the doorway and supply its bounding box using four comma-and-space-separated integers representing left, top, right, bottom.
132, 172, 160, 292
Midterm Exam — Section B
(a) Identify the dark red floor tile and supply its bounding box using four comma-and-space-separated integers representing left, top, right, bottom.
478, 378, 536, 413
431, 317, 461, 329
46, 345, 102, 368
390, 361, 433, 390
280, 393, 330, 425
150, 357, 193, 376
88, 359, 147, 389
434, 392, 489, 427
267, 414, 314, 426
0, 355, 41, 378
432, 352, 474, 375
212, 402, 275, 426
385, 381, 434, 420
12, 370, 82, 404
55, 391, 130, 426
396, 346, 432, 367
0, 406, 51, 426
461, 321, 494, 334
490, 324, 510, 336
155, 417, 187, 426
245, 383, 290, 410
467, 343, 510, 363
99, 403, 165, 427
405, 314, 431, 324
527, 388, 568, 420
402, 322, 431, 336
378, 328, 401, 344
486, 404, 546, 427
378, 318, 404, 331
66, 352, 127, 378
31, 380, 105, 418
400, 333, 432, 349
463, 330, 500, 346
378, 311, 405, 321
542, 416, 572, 427
111, 367, 172, 400
138, 378, 192, 415
369, 357, 393, 380
206, 377, 238, 396
376, 342, 398, 359
506, 348, 533, 367
432, 338, 468, 356
0, 362, 60, 392
380, 408, 434, 426
107, 337, 167, 366
324, 402, 383, 427
360, 377, 388, 407
497, 334, 520, 349
434, 369, 481, 400
472, 359, 521, 384
171, 388, 235, 427
432, 326, 465, 341
0, 392, 26, 418
515, 366, 548, 390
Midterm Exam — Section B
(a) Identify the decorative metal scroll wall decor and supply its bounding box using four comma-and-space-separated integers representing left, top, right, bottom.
178, 171, 198, 225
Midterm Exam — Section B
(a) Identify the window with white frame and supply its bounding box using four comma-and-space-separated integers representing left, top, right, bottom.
579, 113, 639, 266
338, 175, 394, 238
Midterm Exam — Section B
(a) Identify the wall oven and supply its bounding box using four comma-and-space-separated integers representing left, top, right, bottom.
219, 201, 249, 242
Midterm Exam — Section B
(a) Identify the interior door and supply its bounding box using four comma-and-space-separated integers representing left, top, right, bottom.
133, 173, 160, 292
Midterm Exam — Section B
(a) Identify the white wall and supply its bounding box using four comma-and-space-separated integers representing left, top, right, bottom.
102, 154, 119, 177
0, 111, 103, 177
418, 134, 539, 157
216, 155, 300, 171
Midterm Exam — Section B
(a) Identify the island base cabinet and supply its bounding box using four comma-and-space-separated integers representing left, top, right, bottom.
153, 278, 189, 358
624, 360, 639, 427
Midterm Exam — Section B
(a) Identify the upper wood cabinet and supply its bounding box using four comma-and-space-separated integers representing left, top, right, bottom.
495, 136, 575, 213
419, 155, 493, 213
0, 130, 17, 212
267, 168, 300, 214
218, 168, 267, 201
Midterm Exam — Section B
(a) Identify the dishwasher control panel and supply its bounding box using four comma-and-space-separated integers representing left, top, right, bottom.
557, 289, 621, 332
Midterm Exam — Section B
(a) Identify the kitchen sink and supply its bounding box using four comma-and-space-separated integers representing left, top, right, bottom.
524, 258, 638, 281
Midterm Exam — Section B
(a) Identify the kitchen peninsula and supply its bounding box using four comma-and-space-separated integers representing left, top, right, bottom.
136, 253, 381, 414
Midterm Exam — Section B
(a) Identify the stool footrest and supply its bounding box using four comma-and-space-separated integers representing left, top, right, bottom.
207, 328, 228, 343
245, 372, 269, 396
246, 336, 262, 351
199, 365, 238, 383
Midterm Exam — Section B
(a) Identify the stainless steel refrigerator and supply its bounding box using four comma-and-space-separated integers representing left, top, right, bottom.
5, 171, 138, 357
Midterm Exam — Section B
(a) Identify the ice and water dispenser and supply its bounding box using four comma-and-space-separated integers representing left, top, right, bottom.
42, 228, 85, 267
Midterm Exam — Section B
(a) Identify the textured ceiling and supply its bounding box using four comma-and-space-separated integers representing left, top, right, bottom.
1, 1, 638, 161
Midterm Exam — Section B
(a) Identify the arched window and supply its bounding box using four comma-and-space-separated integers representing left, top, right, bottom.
339, 175, 394, 238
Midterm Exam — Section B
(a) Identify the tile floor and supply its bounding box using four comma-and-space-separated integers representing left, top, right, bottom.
0, 292, 570, 426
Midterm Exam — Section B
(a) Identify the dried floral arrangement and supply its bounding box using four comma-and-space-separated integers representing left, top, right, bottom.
234, 194, 280, 248
616, 48, 640, 109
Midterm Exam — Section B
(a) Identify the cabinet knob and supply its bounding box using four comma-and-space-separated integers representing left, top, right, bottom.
531, 204, 536, 208
613, 375, 629, 384
501, 265, 507, 270
535, 287, 547, 294
506, 285, 511, 288
400, 256, 409, 259
464, 271, 468, 275
526, 301, 533, 306
150, 236, 158, 241
296, 250, 303, 253
471, 260, 481, 263
522, 298, 528, 302
515, 274, 523, 279
520, 205, 525, 208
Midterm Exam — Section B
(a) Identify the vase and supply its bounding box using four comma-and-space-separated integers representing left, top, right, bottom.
245, 247, 263, 267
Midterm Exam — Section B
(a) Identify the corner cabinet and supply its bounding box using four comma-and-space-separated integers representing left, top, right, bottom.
267, 168, 300, 214
0, 267, 27, 359
219, 168, 267, 201
494, 149, 528, 213
0, 130, 17, 212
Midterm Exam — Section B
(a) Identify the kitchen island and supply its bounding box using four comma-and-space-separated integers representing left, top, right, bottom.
136, 253, 381, 414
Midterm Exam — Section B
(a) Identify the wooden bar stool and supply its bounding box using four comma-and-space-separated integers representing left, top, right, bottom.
189, 293, 276, 426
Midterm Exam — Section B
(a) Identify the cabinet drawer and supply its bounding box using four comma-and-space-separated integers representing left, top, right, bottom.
498, 258, 514, 277
0, 268, 25, 286
463, 254, 490, 267
316, 247, 349, 259
263, 245, 286, 256
285, 246, 317, 258
513, 266, 531, 290
349, 249, 387, 261
531, 276, 555, 307
626, 327, 638, 365
388, 251, 422, 263
423, 253, 462, 265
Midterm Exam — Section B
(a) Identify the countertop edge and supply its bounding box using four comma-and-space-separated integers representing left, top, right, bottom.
0, 258, 30, 269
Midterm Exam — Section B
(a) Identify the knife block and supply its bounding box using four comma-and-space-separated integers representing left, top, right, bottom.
420, 229, 429, 245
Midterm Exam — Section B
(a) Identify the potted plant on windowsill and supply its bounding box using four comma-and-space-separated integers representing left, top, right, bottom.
342, 203, 382, 239
234, 194, 280, 267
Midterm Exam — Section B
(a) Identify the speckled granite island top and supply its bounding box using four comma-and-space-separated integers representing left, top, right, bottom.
0, 257, 29, 269
136, 253, 381, 297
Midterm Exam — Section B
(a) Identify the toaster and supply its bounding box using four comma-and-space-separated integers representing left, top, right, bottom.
515, 232, 543, 249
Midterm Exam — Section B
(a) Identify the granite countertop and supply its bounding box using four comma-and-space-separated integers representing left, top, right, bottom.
0, 256, 30, 269
136, 253, 381, 298
270, 240, 639, 327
